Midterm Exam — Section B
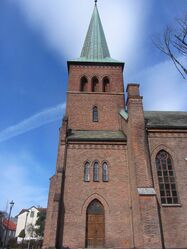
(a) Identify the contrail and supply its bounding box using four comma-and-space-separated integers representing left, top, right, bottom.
0, 103, 66, 143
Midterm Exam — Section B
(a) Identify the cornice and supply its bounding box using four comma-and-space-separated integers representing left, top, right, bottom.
67, 91, 124, 95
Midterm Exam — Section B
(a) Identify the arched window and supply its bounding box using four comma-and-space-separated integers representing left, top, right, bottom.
87, 199, 104, 214
84, 161, 90, 182
102, 162, 109, 182
93, 106, 98, 122
93, 161, 99, 182
102, 77, 110, 92
155, 150, 179, 204
92, 77, 99, 92
80, 76, 88, 92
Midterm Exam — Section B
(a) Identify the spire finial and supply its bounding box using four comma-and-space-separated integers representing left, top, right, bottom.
95, 0, 97, 5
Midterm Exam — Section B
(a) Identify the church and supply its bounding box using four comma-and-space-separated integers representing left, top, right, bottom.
43, 2, 187, 249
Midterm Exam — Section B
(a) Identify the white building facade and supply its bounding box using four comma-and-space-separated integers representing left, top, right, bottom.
16, 206, 45, 243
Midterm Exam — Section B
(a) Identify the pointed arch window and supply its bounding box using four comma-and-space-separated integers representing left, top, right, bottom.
102, 162, 109, 182
93, 106, 98, 122
93, 161, 99, 182
103, 77, 110, 92
80, 76, 88, 92
87, 199, 104, 214
92, 77, 99, 92
84, 161, 90, 182
156, 150, 179, 204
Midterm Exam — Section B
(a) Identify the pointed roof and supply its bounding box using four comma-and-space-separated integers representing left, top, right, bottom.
75, 3, 119, 63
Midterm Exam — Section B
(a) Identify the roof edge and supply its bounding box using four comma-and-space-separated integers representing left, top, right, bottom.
68, 137, 127, 142
67, 60, 125, 71
146, 125, 187, 130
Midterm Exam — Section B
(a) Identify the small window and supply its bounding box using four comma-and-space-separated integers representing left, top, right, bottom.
84, 162, 90, 182
30, 211, 34, 218
102, 162, 109, 182
156, 150, 179, 205
80, 76, 88, 92
92, 77, 99, 92
93, 161, 99, 182
93, 106, 98, 122
103, 77, 110, 92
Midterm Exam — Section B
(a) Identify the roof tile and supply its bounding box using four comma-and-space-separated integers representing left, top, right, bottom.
67, 130, 127, 141
144, 111, 187, 129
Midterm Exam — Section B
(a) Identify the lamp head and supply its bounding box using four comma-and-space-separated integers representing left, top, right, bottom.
10, 200, 14, 208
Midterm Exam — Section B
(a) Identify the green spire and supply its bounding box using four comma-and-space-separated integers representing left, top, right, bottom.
76, 3, 118, 63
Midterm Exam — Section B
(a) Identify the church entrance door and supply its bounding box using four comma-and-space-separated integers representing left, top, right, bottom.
86, 199, 105, 248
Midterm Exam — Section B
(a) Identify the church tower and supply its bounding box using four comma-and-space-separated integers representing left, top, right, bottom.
43, 2, 163, 249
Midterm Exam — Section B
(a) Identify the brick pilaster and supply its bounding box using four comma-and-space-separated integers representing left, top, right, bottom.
126, 84, 163, 249
43, 117, 68, 249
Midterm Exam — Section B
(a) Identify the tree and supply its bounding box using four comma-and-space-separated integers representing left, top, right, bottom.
154, 13, 187, 79
0, 211, 6, 219
34, 210, 46, 238
18, 229, 25, 238
26, 223, 35, 238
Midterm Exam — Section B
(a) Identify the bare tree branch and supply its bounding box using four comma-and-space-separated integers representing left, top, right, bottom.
153, 13, 187, 79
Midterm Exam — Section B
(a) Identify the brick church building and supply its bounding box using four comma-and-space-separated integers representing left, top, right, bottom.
43, 2, 187, 249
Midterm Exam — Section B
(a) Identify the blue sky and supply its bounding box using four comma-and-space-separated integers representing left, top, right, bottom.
0, 0, 186, 216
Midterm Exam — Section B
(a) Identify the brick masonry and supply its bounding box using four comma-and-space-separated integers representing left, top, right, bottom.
149, 132, 187, 249
66, 64, 125, 131
43, 62, 187, 249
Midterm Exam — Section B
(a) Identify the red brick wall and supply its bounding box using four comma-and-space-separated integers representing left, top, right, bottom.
124, 84, 162, 249
62, 143, 134, 249
66, 63, 125, 131
43, 174, 62, 249
43, 120, 68, 249
43, 71, 187, 249
68, 64, 124, 92
148, 132, 187, 248
67, 93, 124, 130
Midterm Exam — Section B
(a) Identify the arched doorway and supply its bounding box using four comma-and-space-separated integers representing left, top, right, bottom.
86, 199, 105, 248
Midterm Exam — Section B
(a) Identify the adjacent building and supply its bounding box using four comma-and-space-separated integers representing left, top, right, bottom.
16, 206, 46, 243
0, 215, 16, 246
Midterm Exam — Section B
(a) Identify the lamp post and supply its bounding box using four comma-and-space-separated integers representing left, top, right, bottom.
3, 200, 14, 249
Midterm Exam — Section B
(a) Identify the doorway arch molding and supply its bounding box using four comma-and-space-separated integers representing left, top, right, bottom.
81, 193, 110, 215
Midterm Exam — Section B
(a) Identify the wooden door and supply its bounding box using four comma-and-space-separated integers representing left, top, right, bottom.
86, 200, 105, 248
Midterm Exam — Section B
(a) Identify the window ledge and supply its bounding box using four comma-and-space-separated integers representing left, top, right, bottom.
162, 204, 182, 207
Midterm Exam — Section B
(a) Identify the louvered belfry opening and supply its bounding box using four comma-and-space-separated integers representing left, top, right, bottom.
80, 76, 88, 92
92, 77, 99, 92
103, 77, 110, 92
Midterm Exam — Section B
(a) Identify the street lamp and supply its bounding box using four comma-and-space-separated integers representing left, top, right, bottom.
3, 200, 14, 249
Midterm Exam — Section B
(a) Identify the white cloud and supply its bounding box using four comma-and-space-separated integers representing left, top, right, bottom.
0, 103, 66, 143
8, 0, 150, 65
0, 151, 50, 216
6, 0, 186, 112
136, 58, 187, 111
